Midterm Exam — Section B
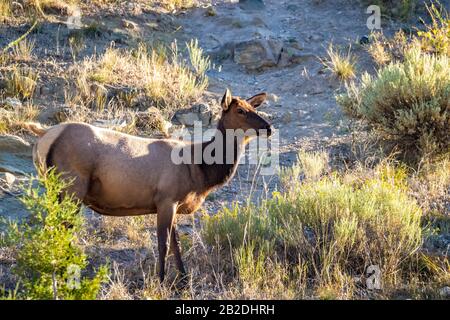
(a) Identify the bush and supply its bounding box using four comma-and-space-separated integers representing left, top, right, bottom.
417, 2, 450, 56
337, 46, 450, 157
0, 169, 108, 300
203, 156, 424, 297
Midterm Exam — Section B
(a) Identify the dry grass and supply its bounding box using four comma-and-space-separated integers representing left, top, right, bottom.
68, 40, 209, 119
0, 102, 39, 134
0, 0, 11, 21
160, 0, 198, 10
11, 39, 35, 62
322, 44, 356, 81
201, 154, 444, 299
367, 31, 410, 66
4, 65, 38, 99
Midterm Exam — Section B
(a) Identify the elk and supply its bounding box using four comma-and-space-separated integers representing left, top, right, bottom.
23, 89, 271, 282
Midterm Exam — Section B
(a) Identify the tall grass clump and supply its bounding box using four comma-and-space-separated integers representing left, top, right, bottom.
337, 46, 450, 158
0, 102, 39, 134
5, 65, 38, 99
0, 0, 11, 21
70, 40, 209, 117
321, 44, 356, 81
0, 170, 108, 299
203, 153, 424, 298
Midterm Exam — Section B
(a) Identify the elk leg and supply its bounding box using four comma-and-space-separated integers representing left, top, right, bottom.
156, 202, 176, 282
170, 225, 186, 277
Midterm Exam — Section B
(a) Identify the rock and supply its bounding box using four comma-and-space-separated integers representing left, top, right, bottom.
440, 287, 450, 298
234, 39, 283, 71
281, 111, 292, 124
257, 111, 273, 120
208, 41, 236, 61
278, 46, 315, 67
205, 6, 217, 16
4, 97, 22, 109
172, 103, 212, 127
309, 34, 324, 42
122, 19, 138, 30
38, 105, 75, 123
359, 35, 370, 45
0, 135, 33, 175
0, 135, 31, 154
0, 172, 16, 186
239, 0, 265, 11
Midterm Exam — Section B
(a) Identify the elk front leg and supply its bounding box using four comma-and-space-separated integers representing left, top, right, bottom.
170, 224, 186, 278
156, 202, 176, 282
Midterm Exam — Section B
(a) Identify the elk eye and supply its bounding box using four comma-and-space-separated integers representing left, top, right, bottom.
237, 109, 245, 115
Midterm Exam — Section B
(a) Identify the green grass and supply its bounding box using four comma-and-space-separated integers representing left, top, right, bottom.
203, 155, 427, 298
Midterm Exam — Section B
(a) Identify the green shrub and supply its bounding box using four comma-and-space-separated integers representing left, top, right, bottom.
203, 158, 424, 296
337, 46, 450, 157
0, 169, 108, 300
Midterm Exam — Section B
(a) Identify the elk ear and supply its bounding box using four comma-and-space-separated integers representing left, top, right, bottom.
247, 92, 267, 108
221, 89, 232, 111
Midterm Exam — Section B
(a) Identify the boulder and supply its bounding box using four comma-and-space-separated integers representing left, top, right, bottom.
440, 286, 450, 298
0, 135, 31, 154
0, 172, 16, 187
234, 39, 283, 71
4, 97, 22, 109
0, 135, 33, 175
172, 103, 212, 127
122, 19, 138, 30
38, 104, 76, 123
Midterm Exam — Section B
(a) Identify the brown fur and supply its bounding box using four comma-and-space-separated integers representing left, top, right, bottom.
24, 90, 270, 282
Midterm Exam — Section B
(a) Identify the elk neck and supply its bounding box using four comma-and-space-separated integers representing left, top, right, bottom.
196, 120, 246, 191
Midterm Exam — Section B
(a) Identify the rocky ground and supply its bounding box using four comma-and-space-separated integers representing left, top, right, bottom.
0, 0, 449, 297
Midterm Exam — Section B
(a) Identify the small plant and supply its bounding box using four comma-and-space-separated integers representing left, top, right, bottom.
417, 2, 450, 56
5, 65, 38, 99
0, 0, 11, 21
0, 101, 39, 134
12, 38, 35, 61
322, 44, 356, 81
160, 0, 197, 10
68, 31, 85, 61
0, 169, 108, 300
